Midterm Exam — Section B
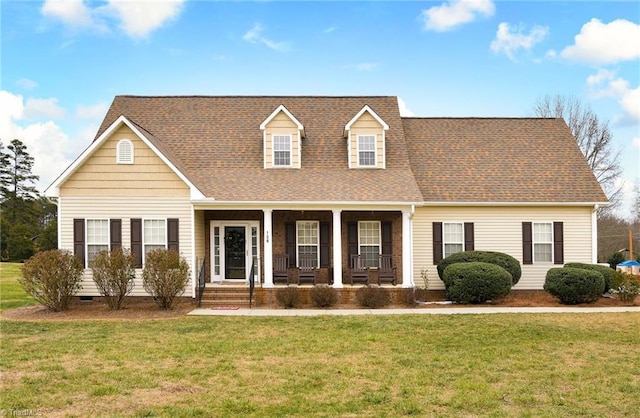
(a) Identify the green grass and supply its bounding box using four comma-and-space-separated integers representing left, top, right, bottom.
0, 262, 37, 311
1, 263, 639, 417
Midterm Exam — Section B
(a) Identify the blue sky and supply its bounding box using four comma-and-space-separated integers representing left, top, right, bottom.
1, 0, 639, 216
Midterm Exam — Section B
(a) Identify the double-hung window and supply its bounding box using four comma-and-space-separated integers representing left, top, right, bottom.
443, 222, 464, 258
533, 222, 553, 262
359, 221, 380, 267
273, 135, 291, 166
358, 135, 376, 167
297, 221, 319, 266
144, 219, 166, 258
86, 219, 109, 266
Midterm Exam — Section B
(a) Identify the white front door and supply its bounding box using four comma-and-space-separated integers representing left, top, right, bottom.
210, 221, 260, 284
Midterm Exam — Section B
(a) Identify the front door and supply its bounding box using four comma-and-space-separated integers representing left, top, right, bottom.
224, 226, 246, 280
210, 221, 260, 284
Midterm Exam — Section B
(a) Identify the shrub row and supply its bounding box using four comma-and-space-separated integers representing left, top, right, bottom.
275, 284, 391, 309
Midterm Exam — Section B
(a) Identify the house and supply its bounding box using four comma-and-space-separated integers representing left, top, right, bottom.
44, 96, 607, 301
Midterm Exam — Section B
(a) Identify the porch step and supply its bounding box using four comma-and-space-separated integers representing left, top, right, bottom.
198, 287, 254, 308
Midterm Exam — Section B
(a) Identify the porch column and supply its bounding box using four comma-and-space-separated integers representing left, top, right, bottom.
402, 209, 414, 288
263, 209, 274, 288
332, 209, 343, 288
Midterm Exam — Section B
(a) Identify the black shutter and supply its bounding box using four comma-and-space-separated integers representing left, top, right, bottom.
320, 222, 330, 267
131, 218, 142, 268
522, 222, 532, 265
464, 222, 474, 251
110, 219, 122, 250
347, 222, 358, 258
168, 218, 179, 252
73, 219, 85, 267
553, 222, 564, 265
381, 221, 392, 255
433, 222, 443, 264
285, 222, 296, 268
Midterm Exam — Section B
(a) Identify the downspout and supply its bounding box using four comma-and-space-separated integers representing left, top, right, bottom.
592, 204, 599, 264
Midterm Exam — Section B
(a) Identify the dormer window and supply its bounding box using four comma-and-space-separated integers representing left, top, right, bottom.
344, 105, 389, 169
273, 135, 292, 166
116, 139, 134, 164
358, 135, 376, 166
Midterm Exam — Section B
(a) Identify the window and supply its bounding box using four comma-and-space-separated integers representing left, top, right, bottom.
443, 223, 464, 258
359, 221, 380, 267
116, 139, 134, 164
144, 219, 166, 258
273, 135, 291, 166
533, 222, 553, 262
86, 219, 109, 265
297, 221, 319, 266
358, 135, 376, 166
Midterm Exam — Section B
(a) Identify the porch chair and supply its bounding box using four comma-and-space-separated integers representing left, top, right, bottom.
273, 254, 289, 285
349, 254, 370, 285
297, 254, 319, 285
377, 254, 397, 286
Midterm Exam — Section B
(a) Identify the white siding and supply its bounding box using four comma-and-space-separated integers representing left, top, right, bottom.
59, 196, 193, 297
412, 206, 595, 290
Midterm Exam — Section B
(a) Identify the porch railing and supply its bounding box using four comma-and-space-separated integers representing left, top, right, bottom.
197, 258, 206, 307
249, 256, 257, 308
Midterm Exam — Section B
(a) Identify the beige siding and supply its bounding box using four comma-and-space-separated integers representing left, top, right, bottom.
349, 112, 384, 169
59, 196, 193, 297
412, 206, 594, 290
60, 125, 190, 197
264, 111, 300, 169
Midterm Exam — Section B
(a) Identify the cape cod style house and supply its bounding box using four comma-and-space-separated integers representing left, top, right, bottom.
44, 96, 608, 303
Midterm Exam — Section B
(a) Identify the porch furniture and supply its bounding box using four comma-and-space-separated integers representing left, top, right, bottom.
273, 254, 289, 284
349, 254, 370, 285
378, 254, 397, 286
297, 254, 319, 285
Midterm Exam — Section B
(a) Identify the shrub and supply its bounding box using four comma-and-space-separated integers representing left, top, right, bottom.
275, 286, 301, 308
142, 249, 190, 310
443, 262, 512, 304
91, 248, 136, 310
564, 262, 613, 292
19, 249, 83, 311
309, 284, 338, 308
609, 270, 640, 302
544, 267, 604, 305
437, 251, 521, 286
356, 285, 391, 308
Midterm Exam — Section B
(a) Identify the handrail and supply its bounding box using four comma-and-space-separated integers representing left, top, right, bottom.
197, 258, 206, 307
249, 257, 256, 308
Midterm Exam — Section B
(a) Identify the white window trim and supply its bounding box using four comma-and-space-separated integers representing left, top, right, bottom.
356, 134, 377, 168
142, 218, 167, 265
116, 139, 134, 164
533, 222, 553, 263
358, 220, 381, 267
443, 222, 464, 259
272, 134, 292, 167
296, 220, 319, 267
86, 218, 110, 268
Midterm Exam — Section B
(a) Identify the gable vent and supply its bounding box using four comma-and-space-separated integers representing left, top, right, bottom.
116, 139, 134, 164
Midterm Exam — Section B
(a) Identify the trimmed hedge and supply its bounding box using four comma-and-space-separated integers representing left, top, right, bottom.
437, 251, 521, 286
544, 267, 605, 305
443, 262, 512, 304
564, 262, 613, 292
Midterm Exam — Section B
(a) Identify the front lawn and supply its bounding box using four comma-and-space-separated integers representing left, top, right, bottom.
0, 262, 36, 311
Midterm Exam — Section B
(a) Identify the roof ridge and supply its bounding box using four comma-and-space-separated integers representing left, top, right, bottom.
402, 116, 563, 120
115, 95, 399, 99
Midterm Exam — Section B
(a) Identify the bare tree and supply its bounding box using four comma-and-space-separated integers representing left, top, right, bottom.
533, 94, 623, 211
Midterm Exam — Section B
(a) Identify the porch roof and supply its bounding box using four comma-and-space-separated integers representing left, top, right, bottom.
96, 96, 424, 203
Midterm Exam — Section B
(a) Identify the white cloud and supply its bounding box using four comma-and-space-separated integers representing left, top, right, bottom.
490, 22, 549, 61
76, 102, 109, 119
41, 0, 184, 39
24, 98, 65, 120
349, 62, 380, 72
421, 0, 495, 32
561, 19, 640, 64
632, 137, 640, 149
106, 0, 184, 39
16, 78, 38, 90
591, 76, 640, 123
243, 23, 290, 52
398, 97, 415, 117
587, 69, 615, 86
323, 26, 337, 34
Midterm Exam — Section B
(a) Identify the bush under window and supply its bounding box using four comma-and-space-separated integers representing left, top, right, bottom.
91, 248, 136, 310
564, 262, 613, 293
356, 285, 391, 308
275, 286, 301, 309
309, 284, 338, 308
544, 267, 604, 305
442, 262, 512, 304
142, 248, 190, 310
437, 251, 521, 286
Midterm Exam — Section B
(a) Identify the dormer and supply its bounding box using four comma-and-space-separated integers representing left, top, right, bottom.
343, 105, 389, 169
260, 105, 305, 169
